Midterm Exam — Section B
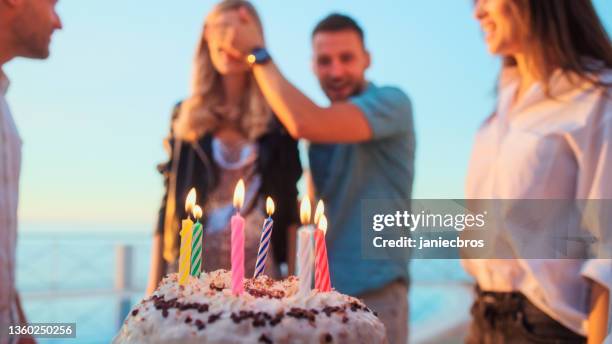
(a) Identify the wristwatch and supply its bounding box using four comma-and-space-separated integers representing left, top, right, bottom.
246, 47, 271, 66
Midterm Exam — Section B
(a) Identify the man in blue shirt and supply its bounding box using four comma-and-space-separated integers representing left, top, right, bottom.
225, 10, 414, 344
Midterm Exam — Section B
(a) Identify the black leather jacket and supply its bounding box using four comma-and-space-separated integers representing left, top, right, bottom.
156, 103, 302, 267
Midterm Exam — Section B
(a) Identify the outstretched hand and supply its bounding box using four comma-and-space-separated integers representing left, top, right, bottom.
221, 6, 264, 59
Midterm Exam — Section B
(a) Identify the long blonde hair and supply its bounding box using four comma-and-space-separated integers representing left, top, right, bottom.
173, 0, 271, 141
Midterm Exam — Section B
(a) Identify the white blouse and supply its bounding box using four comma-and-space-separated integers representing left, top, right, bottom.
464, 67, 612, 335
0, 71, 21, 344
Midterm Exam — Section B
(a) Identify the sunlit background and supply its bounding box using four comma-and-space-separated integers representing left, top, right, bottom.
7, 0, 612, 228
4, 1, 612, 343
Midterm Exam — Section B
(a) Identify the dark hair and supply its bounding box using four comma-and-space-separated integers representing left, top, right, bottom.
312, 13, 364, 43
504, 0, 612, 90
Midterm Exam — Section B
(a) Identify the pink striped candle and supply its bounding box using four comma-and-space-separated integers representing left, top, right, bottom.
314, 214, 331, 292
231, 179, 246, 295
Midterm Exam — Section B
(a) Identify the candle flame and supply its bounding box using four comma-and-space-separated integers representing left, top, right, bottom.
233, 179, 245, 210
319, 214, 328, 235
300, 196, 311, 225
266, 197, 275, 216
314, 200, 324, 226
185, 188, 197, 213
192, 205, 203, 220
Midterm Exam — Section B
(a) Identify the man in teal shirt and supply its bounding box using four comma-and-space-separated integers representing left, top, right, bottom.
226, 10, 414, 344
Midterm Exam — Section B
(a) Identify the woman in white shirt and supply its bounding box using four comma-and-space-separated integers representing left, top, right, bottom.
467, 1, 612, 343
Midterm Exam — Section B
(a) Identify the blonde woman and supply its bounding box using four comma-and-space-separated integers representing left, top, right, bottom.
146, 0, 301, 294
466, 0, 612, 343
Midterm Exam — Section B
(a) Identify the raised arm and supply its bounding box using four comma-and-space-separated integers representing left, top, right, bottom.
222, 7, 372, 143
251, 61, 372, 143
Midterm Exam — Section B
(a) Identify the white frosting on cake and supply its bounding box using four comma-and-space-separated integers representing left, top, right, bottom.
113, 270, 387, 344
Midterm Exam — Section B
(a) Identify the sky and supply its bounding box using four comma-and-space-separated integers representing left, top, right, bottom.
5, 0, 612, 232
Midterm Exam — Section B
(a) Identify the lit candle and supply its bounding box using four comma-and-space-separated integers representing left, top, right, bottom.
254, 197, 275, 278
231, 179, 246, 295
297, 196, 314, 296
314, 213, 331, 292
178, 188, 196, 285
189, 205, 204, 277
313, 200, 324, 228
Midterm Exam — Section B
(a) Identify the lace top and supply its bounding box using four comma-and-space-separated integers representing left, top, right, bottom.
199, 137, 279, 278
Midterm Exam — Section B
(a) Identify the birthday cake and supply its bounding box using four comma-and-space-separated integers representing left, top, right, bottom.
112, 270, 387, 344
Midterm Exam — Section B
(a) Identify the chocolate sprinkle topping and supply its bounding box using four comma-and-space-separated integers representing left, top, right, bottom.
151, 295, 209, 315
209, 282, 225, 292
208, 312, 223, 324
231, 310, 255, 324
286, 308, 316, 323
324, 333, 333, 342
245, 285, 286, 299
147, 292, 373, 331
322, 306, 343, 317
270, 312, 284, 326
349, 302, 364, 312
259, 334, 273, 344
195, 319, 206, 330
252, 312, 272, 327
131, 309, 139, 316
228, 310, 283, 327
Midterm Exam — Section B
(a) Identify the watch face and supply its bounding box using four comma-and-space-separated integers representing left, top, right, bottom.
253, 48, 270, 64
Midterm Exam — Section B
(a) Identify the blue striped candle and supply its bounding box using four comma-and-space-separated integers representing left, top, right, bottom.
254, 197, 275, 278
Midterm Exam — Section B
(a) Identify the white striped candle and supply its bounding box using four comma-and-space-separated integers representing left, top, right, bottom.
297, 225, 314, 296
297, 196, 314, 296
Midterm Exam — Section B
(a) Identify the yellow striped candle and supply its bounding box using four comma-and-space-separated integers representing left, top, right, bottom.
178, 219, 193, 285
178, 188, 197, 285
